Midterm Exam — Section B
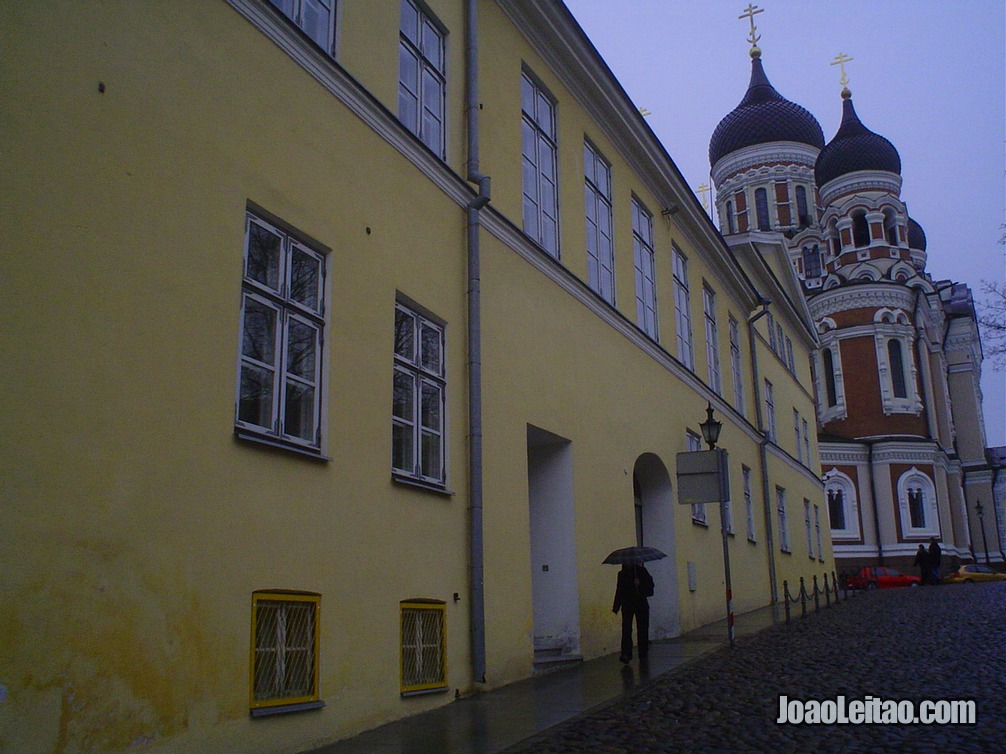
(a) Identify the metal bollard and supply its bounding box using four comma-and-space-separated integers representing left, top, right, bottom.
783, 580, 791, 624
799, 576, 807, 618
825, 573, 831, 607
813, 574, 820, 612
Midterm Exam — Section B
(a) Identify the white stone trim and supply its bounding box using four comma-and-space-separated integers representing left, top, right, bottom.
823, 468, 861, 541
896, 467, 940, 539
819, 170, 903, 207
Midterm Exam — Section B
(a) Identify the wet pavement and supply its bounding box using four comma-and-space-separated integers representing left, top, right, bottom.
304, 584, 1005, 753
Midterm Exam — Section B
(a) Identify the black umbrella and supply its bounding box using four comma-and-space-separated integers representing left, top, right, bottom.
602, 546, 667, 565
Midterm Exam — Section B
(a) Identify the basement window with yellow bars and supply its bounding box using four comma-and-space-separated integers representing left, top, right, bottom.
400, 600, 447, 696
250, 591, 324, 716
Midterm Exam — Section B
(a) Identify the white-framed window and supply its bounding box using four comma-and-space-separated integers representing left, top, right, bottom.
802, 418, 811, 467
777, 486, 790, 552
725, 200, 736, 234
896, 468, 939, 539
237, 211, 326, 451
393, 302, 447, 486
729, 315, 745, 415
743, 465, 755, 541
767, 313, 777, 353
521, 70, 559, 257
824, 469, 861, 541
803, 244, 822, 279
796, 186, 811, 228
673, 245, 693, 368
703, 285, 721, 394
269, 0, 336, 54
250, 591, 320, 712
793, 409, 803, 463
785, 337, 795, 373
818, 341, 847, 424
764, 379, 776, 442
633, 198, 658, 338
804, 498, 814, 559
755, 187, 770, 230
400, 600, 447, 695
584, 140, 614, 304
814, 504, 823, 561
688, 431, 705, 524
398, 0, 446, 157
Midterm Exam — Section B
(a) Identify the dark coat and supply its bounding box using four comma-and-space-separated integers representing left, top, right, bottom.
612, 564, 654, 614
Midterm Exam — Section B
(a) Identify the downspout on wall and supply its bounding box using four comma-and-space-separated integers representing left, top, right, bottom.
866, 440, 884, 565
747, 298, 777, 603
465, 0, 490, 685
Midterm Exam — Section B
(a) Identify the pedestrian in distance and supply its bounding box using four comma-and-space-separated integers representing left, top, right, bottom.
928, 537, 942, 585
913, 544, 930, 584
612, 562, 654, 664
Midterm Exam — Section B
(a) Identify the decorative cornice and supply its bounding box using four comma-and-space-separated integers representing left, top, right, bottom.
819, 170, 903, 206
711, 142, 819, 187
809, 284, 915, 319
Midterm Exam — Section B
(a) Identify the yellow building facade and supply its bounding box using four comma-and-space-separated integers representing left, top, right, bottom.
0, 1, 832, 751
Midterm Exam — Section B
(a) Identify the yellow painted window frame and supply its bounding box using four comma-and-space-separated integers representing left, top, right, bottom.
250, 591, 321, 711
400, 600, 448, 696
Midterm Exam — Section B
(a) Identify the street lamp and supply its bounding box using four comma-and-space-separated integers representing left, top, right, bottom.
975, 500, 991, 565
700, 401, 723, 450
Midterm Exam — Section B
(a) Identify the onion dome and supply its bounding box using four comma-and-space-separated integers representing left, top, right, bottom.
907, 217, 927, 251
709, 52, 824, 167
815, 93, 901, 187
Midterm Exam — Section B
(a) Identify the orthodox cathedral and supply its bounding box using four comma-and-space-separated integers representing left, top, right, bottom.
707, 22, 1001, 574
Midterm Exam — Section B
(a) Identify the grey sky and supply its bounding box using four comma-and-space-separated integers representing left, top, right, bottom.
564, 0, 1006, 446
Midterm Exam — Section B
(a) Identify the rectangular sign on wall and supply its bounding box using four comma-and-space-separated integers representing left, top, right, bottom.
676, 448, 730, 504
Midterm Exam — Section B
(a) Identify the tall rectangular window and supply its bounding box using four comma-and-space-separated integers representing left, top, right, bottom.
633, 198, 658, 338
764, 379, 776, 442
814, 505, 823, 561
400, 601, 447, 695
767, 312, 777, 353
673, 245, 694, 369
755, 187, 770, 230
237, 211, 326, 451
804, 498, 814, 558
785, 337, 795, 372
793, 409, 803, 464
777, 487, 790, 552
729, 316, 745, 415
399, 0, 446, 157
802, 418, 811, 466
688, 431, 705, 524
269, 0, 336, 54
393, 303, 447, 486
251, 592, 320, 711
584, 141, 614, 303
743, 465, 755, 541
703, 286, 721, 394
521, 71, 559, 257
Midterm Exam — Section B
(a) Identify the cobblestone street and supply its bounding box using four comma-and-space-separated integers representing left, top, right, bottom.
505, 584, 1006, 753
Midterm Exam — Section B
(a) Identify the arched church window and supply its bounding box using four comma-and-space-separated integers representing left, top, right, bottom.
796, 185, 810, 228
888, 339, 907, 398
823, 348, 838, 408
908, 487, 926, 528
725, 200, 736, 234
755, 188, 770, 231
852, 211, 870, 248
828, 488, 845, 530
884, 209, 899, 246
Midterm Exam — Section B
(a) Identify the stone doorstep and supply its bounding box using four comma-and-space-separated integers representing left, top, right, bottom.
533, 643, 584, 672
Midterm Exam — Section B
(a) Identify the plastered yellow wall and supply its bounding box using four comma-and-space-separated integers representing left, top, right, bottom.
1, 1, 833, 752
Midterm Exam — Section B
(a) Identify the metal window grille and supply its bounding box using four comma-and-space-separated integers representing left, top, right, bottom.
251, 594, 319, 707
400, 602, 447, 694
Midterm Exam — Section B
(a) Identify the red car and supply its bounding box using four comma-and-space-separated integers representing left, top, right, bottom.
845, 566, 921, 590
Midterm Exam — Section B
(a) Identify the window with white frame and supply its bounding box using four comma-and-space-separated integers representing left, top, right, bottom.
824, 469, 860, 540
802, 418, 811, 467
268, 0, 336, 54
521, 70, 559, 257
393, 302, 446, 486
584, 140, 614, 304
896, 468, 939, 539
767, 312, 777, 353
237, 211, 326, 451
814, 504, 823, 561
764, 379, 776, 442
688, 431, 705, 524
398, 0, 446, 157
793, 409, 802, 463
818, 342, 847, 423
703, 285, 721, 394
785, 337, 795, 373
729, 316, 745, 415
804, 498, 814, 558
755, 187, 770, 230
777, 486, 790, 552
673, 245, 693, 368
400, 600, 447, 695
250, 591, 320, 712
633, 198, 658, 338
743, 465, 755, 541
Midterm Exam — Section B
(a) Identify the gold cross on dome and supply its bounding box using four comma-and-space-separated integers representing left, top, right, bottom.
831, 52, 854, 90
696, 183, 711, 210
739, 4, 764, 47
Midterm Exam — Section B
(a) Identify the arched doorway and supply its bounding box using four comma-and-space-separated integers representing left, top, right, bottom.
632, 453, 680, 638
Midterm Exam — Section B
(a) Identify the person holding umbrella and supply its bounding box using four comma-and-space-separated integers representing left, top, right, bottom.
608, 548, 659, 664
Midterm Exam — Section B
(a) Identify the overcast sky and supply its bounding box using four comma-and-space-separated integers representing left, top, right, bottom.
564, 0, 1006, 446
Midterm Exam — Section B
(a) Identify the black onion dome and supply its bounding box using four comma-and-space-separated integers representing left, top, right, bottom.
907, 217, 927, 250
709, 56, 824, 167
815, 95, 901, 187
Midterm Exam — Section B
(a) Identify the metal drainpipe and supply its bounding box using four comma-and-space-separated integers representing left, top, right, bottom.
866, 441, 884, 565
465, 0, 490, 685
912, 289, 937, 441
747, 299, 777, 603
